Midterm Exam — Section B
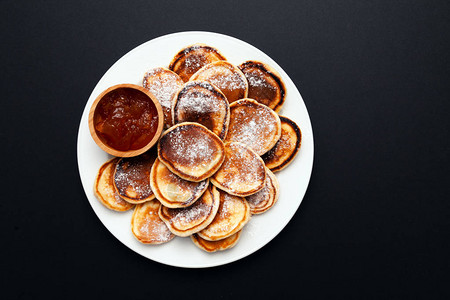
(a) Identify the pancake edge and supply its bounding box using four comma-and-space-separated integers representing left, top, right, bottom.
247, 167, 280, 214
150, 158, 209, 208
191, 230, 242, 252
158, 185, 220, 237
238, 60, 286, 112
130, 200, 175, 244
197, 191, 251, 241
168, 43, 227, 81
263, 115, 302, 172
94, 157, 134, 212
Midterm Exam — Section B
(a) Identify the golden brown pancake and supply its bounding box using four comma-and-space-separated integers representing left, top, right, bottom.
94, 158, 134, 212
131, 200, 175, 244
142, 67, 184, 128
211, 142, 266, 197
172, 81, 230, 139
150, 158, 209, 208
158, 122, 225, 182
169, 44, 226, 82
191, 231, 241, 252
198, 189, 250, 241
238, 61, 286, 112
158, 185, 220, 237
189, 61, 248, 103
113, 150, 157, 204
262, 116, 302, 172
246, 167, 279, 214
224, 98, 281, 155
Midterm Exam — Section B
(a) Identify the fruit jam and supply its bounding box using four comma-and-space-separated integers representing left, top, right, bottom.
94, 88, 158, 151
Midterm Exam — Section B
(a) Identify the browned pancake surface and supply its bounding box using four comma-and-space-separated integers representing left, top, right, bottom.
224, 98, 281, 155
158, 185, 219, 236
190, 61, 248, 103
262, 116, 302, 172
94, 158, 134, 212
169, 44, 226, 82
158, 123, 225, 182
239, 61, 286, 112
150, 158, 208, 208
246, 167, 279, 214
191, 231, 241, 252
131, 200, 175, 244
198, 189, 250, 241
143, 67, 183, 128
211, 142, 266, 197
114, 151, 157, 203
172, 81, 229, 139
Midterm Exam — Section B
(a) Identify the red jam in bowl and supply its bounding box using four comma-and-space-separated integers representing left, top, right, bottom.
93, 87, 159, 151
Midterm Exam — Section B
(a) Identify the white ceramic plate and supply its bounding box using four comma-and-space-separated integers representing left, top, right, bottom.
77, 31, 314, 268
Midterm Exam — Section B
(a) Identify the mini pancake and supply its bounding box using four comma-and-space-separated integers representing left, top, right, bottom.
113, 150, 157, 204
238, 60, 286, 112
224, 98, 281, 155
143, 67, 184, 128
191, 231, 241, 252
262, 116, 302, 172
150, 158, 209, 208
211, 142, 266, 197
246, 167, 279, 214
131, 200, 175, 244
197, 189, 250, 241
189, 60, 248, 103
172, 81, 229, 139
158, 122, 225, 182
94, 158, 134, 212
169, 44, 226, 82
158, 185, 220, 237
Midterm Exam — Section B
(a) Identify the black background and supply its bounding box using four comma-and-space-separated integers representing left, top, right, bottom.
1, 0, 449, 299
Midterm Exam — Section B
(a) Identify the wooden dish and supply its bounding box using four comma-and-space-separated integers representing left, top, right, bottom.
88, 84, 164, 157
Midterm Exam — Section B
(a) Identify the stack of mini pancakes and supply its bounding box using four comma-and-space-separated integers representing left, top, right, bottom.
94, 44, 302, 252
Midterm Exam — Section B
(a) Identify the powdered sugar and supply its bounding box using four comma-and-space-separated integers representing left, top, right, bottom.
218, 143, 265, 189
144, 69, 182, 111
114, 154, 155, 200
226, 103, 278, 155
203, 193, 244, 235
247, 176, 270, 207
193, 64, 247, 94
190, 62, 247, 103
269, 129, 292, 156
173, 82, 228, 138
113, 192, 128, 206
221, 193, 239, 215
166, 126, 216, 167
183, 45, 203, 69
139, 212, 173, 242
115, 165, 151, 198
160, 123, 221, 173
246, 70, 277, 91
177, 88, 222, 115
209, 72, 246, 91
170, 199, 211, 227
184, 55, 203, 70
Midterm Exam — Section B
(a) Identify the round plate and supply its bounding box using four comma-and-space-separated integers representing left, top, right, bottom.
77, 31, 314, 268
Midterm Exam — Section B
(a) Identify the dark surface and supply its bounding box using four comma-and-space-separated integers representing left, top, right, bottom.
1, 0, 449, 299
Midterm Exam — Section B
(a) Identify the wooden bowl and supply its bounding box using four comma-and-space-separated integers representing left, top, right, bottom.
88, 84, 164, 157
